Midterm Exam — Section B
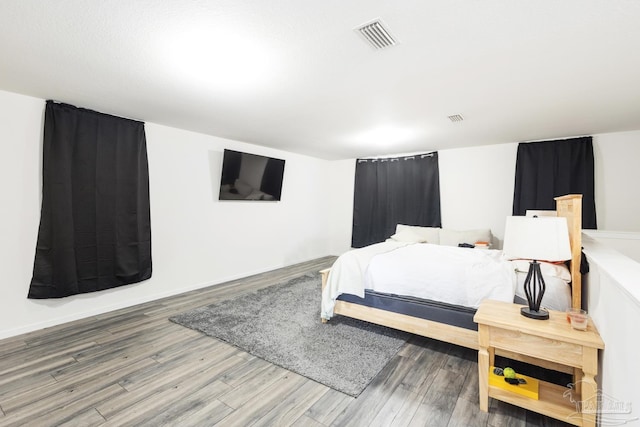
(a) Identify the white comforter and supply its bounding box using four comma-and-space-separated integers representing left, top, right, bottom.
321, 241, 411, 319
321, 242, 516, 319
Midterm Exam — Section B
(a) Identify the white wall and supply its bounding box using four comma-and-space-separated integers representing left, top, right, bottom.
593, 131, 640, 232
584, 231, 640, 263
0, 89, 335, 339
583, 235, 640, 425
325, 159, 356, 255
0, 91, 43, 337
439, 143, 518, 246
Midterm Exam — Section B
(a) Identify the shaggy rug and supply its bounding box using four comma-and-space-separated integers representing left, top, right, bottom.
169, 272, 409, 396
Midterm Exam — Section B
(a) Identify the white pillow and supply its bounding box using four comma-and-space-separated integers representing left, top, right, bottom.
389, 229, 429, 243
439, 228, 492, 247
511, 259, 571, 282
395, 224, 441, 244
515, 271, 571, 311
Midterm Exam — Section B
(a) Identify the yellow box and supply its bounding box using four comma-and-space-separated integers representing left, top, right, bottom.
489, 367, 539, 400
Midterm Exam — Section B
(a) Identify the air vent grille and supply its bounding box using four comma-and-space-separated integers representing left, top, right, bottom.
448, 114, 464, 123
355, 19, 397, 50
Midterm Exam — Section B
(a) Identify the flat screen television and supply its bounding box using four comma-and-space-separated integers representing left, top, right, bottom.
219, 149, 285, 201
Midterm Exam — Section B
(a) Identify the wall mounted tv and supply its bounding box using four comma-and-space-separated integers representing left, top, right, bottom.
219, 149, 285, 201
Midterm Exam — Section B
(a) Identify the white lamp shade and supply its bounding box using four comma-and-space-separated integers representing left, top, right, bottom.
503, 216, 572, 261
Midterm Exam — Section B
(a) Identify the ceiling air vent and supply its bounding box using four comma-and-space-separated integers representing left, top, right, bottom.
355, 19, 397, 50
448, 114, 464, 123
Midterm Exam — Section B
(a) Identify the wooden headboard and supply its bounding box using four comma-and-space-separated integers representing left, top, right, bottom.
554, 194, 583, 309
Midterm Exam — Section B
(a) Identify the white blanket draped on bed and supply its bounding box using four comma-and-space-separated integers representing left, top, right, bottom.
321, 242, 516, 319
320, 241, 411, 319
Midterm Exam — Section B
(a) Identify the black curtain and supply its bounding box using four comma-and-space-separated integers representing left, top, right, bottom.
513, 136, 596, 229
352, 152, 441, 248
28, 101, 152, 299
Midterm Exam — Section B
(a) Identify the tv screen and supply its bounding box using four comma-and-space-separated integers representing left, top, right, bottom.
219, 149, 285, 201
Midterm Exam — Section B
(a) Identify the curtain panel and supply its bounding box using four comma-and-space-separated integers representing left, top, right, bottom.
351, 152, 441, 248
512, 136, 596, 229
28, 101, 152, 299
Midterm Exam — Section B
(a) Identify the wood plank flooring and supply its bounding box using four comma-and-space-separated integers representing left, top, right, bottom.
0, 257, 571, 426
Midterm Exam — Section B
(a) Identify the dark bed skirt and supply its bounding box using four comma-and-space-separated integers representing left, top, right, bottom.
337, 290, 479, 331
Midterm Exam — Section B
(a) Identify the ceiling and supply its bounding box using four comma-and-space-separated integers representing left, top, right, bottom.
2, 1, 640, 160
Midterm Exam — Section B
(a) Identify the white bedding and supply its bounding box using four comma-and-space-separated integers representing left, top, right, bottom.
321, 241, 572, 319
365, 244, 516, 308
321, 241, 411, 319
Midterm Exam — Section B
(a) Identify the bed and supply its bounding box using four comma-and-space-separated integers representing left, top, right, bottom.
320, 195, 583, 368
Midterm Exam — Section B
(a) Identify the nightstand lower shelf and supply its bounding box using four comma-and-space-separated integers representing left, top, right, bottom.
489, 379, 582, 426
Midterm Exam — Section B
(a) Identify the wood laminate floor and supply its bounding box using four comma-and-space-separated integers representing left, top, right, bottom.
0, 257, 571, 426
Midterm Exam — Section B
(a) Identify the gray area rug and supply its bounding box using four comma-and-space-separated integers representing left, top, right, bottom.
169, 272, 409, 396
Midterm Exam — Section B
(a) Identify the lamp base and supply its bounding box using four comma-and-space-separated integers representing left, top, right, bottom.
521, 307, 549, 320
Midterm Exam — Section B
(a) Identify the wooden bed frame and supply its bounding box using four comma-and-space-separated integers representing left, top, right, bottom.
321, 194, 583, 370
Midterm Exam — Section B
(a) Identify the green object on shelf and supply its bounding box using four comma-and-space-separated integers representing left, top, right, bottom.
503, 367, 516, 379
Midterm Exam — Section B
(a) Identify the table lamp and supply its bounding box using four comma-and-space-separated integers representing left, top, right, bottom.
503, 216, 572, 320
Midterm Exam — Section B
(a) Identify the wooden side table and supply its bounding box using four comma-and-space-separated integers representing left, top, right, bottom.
474, 300, 604, 427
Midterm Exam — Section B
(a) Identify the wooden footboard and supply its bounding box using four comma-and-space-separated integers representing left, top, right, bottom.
341, 300, 480, 349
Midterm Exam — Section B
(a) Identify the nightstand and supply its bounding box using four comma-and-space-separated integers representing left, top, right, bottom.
474, 300, 604, 427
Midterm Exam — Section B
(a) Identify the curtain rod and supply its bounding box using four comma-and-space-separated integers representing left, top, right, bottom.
357, 151, 436, 163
